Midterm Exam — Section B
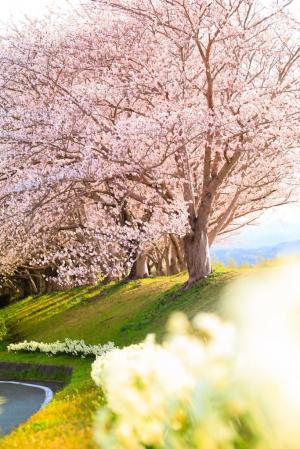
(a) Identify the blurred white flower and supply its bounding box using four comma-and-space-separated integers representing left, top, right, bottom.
92, 263, 300, 449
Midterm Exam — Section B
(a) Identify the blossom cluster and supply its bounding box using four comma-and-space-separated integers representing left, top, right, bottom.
8, 338, 115, 358
91, 313, 258, 449
92, 265, 300, 449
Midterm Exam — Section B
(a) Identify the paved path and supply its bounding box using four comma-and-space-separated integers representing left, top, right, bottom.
0, 382, 53, 435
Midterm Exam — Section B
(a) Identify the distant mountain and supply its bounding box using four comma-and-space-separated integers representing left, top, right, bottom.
211, 240, 300, 266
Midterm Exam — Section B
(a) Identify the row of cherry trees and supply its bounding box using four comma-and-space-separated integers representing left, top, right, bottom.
0, 0, 299, 295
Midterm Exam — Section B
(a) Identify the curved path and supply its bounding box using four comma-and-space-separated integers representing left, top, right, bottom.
0, 381, 53, 435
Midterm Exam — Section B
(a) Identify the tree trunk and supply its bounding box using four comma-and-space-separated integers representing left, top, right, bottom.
183, 219, 211, 289
127, 253, 149, 280
35, 272, 46, 294
22, 275, 38, 297
27, 271, 39, 295
155, 259, 164, 276
170, 235, 186, 272
166, 240, 180, 275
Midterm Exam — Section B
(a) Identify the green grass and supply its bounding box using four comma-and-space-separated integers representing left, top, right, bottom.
2, 268, 235, 347
0, 266, 237, 448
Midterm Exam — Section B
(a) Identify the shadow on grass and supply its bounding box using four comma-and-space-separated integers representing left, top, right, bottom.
119, 271, 232, 341
4, 280, 148, 343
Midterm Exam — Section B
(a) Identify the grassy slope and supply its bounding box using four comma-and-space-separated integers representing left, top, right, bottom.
3, 268, 235, 346
0, 267, 237, 449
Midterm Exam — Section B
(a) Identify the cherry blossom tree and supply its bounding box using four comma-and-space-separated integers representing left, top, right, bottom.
0, 0, 299, 290
87, 0, 300, 287
0, 10, 187, 289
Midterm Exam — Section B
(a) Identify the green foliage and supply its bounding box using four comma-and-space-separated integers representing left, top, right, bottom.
0, 316, 7, 342
226, 257, 238, 268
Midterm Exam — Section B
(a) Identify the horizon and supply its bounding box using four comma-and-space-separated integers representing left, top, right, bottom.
214, 203, 300, 249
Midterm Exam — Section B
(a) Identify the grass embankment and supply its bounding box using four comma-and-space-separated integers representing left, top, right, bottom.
0, 267, 236, 449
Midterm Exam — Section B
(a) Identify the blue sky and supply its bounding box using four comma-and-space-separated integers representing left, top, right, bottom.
1, 0, 300, 249
215, 204, 300, 249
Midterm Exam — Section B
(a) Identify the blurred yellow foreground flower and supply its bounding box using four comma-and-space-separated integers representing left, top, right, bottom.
92, 263, 300, 449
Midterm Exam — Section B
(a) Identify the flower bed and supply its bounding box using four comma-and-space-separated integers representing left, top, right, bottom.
8, 338, 115, 358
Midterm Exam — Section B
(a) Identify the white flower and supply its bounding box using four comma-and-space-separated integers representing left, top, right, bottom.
7, 338, 116, 358
91, 315, 240, 449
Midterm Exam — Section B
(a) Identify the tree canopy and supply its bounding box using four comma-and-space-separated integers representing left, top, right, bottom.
0, 0, 299, 291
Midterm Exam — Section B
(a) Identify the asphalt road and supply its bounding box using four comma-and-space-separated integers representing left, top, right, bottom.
0, 382, 54, 435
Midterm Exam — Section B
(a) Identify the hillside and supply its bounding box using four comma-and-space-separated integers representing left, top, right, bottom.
212, 239, 300, 266
2, 269, 235, 347
0, 267, 236, 449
